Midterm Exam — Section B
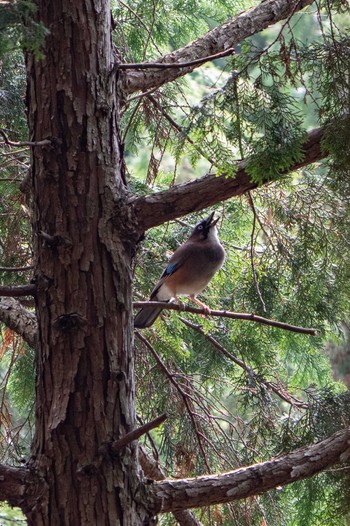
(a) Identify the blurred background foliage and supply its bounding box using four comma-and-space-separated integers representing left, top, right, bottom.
1, 0, 350, 524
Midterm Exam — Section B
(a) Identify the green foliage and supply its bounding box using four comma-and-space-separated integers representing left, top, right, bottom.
1, 0, 350, 524
0, 0, 47, 58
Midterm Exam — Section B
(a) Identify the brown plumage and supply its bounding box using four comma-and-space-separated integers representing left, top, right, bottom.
134, 212, 225, 328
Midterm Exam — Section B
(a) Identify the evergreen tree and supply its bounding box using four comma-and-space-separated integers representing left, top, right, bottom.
0, 0, 350, 524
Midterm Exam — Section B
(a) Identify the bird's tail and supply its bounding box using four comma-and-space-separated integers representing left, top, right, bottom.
134, 304, 164, 329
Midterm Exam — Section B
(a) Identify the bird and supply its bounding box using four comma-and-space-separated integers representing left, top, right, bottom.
134, 211, 225, 328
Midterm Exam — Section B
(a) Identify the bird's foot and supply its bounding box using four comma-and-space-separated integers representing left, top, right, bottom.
190, 296, 211, 316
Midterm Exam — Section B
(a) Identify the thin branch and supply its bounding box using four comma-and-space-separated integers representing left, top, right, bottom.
135, 332, 211, 472
151, 427, 350, 513
0, 285, 36, 298
123, 0, 314, 94
247, 192, 267, 312
0, 266, 34, 272
0, 130, 51, 148
118, 47, 235, 70
133, 302, 317, 335
179, 316, 308, 409
131, 126, 326, 231
110, 414, 167, 451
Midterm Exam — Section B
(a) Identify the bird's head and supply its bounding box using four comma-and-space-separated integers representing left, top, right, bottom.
190, 212, 220, 241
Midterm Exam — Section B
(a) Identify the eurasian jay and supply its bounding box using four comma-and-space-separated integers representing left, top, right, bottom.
134, 212, 225, 328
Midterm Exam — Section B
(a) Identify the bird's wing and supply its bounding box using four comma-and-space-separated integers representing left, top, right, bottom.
150, 243, 195, 299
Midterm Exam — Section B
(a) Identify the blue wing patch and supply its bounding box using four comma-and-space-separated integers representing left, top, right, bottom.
160, 261, 179, 279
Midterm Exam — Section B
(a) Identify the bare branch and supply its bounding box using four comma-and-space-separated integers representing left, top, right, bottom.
123, 0, 314, 94
133, 302, 317, 336
139, 447, 204, 526
151, 427, 350, 513
0, 130, 51, 148
0, 266, 34, 272
131, 126, 325, 231
0, 285, 36, 298
0, 297, 37, 348
0, 464, 28, 508
110, 414, 167, 451
118, 48, 235, 70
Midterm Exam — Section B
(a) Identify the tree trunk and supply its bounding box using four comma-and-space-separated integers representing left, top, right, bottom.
25, 1, 149, 524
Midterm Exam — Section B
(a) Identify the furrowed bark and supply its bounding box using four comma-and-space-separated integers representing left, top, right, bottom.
132, 126, 324, 231
0, 297, 37, 348
25, 1, 151, 524
123, 0, 314, 94
151, 427, 350, 513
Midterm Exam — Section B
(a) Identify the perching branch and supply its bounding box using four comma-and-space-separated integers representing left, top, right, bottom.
123, 0, 314, 94
150, 427, 350, 513
133, 302, 317, 336
0, 297, 37, 348
132, 126, 325, 231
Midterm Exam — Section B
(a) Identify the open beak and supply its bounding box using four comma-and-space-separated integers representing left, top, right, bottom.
205, 212, 220, 228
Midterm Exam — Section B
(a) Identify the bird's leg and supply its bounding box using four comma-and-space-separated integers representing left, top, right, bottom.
189, 295, 211, 315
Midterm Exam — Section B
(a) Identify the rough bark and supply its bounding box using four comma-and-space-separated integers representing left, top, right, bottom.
0, 464, 44, 514
24, 1, 151, 524
123, 0, 314, 94
133, 126, 324, 231
139, 446, 204, 526
0, 297, 37, 348
151, 427, 350, 513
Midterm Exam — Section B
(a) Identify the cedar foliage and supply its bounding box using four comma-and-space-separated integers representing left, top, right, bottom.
1, 0, 350, 524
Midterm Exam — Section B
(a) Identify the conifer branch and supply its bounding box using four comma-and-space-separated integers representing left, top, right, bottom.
139, 446, 204, 526
118, 47, 235, 70
151, 427, 350, 513
0, 464, 29, 507
123, 0, 314, 94
0, 297, 37, 348
133, 302, 317, 336
136, 332, 212, 472
179, 316, 308, 409
132, 126, 325, 231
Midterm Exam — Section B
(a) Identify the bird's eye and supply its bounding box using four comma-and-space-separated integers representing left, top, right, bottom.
198, 225, 204, 230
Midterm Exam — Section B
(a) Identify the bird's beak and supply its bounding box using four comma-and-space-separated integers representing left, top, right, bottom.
206, 212, 220, 227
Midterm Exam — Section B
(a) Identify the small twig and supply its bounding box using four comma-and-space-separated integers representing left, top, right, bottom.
133, 302, 318, 336
0, 130, 51, 148
0, 284, 36, 298
136, 331, 211, 471
247, 191, 267, 313
117, 47, 235, 70
111, 413, 167, 451
179, 316, 308, 409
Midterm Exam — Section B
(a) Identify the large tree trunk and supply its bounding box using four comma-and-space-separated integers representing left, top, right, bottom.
25, 1, 148, 524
